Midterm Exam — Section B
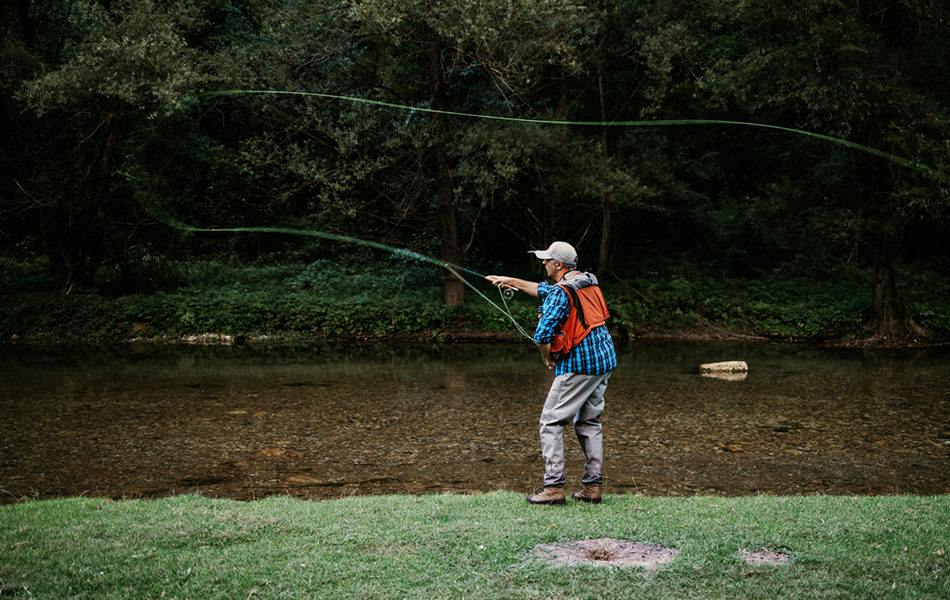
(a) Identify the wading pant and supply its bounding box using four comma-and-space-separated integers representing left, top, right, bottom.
539, 371, 611, 488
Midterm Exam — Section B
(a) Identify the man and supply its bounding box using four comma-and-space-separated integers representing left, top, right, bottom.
487, 241, 617, 505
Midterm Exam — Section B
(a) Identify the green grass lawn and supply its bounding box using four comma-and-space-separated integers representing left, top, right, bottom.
1, 492, 947, 599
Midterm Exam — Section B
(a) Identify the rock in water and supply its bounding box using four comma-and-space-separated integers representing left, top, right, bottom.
699, 361, 748, 373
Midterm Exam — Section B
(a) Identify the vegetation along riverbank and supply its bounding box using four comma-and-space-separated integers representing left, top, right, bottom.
3, 258, 950, 347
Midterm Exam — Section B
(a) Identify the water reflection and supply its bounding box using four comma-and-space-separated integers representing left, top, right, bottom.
1, 341, 948, 503
700, 372, 748, 381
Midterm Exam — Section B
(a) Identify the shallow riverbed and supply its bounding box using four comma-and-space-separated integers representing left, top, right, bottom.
1, 341, 948, 503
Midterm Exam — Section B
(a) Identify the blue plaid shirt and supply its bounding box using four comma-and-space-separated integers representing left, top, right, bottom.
534, 280, 617, 376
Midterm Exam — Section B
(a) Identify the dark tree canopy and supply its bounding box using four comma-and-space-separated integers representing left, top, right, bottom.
2, 0, 950, 341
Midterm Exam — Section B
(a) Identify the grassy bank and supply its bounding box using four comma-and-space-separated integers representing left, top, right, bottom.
2, 258, 950, 343
1, 493, 947, 599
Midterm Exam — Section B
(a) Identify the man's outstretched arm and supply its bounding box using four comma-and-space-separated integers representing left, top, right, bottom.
485, 275, 539, 298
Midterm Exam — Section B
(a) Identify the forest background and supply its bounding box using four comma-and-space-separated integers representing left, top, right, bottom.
2, 0, 950, 346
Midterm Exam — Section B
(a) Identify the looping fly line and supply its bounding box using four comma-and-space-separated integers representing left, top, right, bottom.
155, 88, 947, 343
197, 89, 950, 186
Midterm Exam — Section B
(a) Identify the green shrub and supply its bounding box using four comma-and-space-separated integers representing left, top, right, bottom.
1, 259, 948, 342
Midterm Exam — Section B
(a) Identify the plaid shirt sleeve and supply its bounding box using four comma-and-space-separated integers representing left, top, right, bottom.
533, 281, 617, 376
533, 281, 569, 345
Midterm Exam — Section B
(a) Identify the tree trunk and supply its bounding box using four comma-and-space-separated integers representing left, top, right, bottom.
17, 0, 36, 49
423, 26, 465, 306
544, 70, 570, 248
597, 73, 610, 274
47, 110, 120, 293
865, 239, 924, 343
60, 228, 90, 294
598, 208, 611, 273
858, 1, 923, 343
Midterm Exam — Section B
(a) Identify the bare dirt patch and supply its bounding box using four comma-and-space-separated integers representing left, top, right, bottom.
740, 548, 792, 566
535, 538, 677, 570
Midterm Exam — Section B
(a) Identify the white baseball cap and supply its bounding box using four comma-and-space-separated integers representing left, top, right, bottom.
528, 241, 577, 266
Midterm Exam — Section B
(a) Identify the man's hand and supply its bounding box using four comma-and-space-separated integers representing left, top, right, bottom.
486, 275, 515, 289
538, 343, 556, 370
485, 275, 540, 298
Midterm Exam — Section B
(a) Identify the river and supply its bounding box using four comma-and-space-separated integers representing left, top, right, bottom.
1, 341, 948, 504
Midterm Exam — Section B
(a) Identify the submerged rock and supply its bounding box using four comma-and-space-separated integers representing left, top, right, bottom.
699, 360, 749, 373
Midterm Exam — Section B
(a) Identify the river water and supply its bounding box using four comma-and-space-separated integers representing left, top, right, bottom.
1, 341, 948, 504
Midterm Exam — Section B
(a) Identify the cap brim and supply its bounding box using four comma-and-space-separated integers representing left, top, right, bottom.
528, 250, 554, 259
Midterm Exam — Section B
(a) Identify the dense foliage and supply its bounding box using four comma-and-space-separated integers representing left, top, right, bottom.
2, 0, 949, 343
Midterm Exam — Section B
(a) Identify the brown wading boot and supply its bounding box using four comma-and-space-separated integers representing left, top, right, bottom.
526, 487, 566, 505
571, 484, 602, 504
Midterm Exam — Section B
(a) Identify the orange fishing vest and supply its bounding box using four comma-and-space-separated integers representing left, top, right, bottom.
546, 276, 610, 356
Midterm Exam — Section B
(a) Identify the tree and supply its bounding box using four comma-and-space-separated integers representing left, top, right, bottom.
651, 0, 950, 341
344, 0, 595, 304
434, 0, 669, 275
7, 0, 221, 291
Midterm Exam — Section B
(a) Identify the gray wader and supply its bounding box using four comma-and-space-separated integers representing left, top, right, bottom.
539, 371, 610, 488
